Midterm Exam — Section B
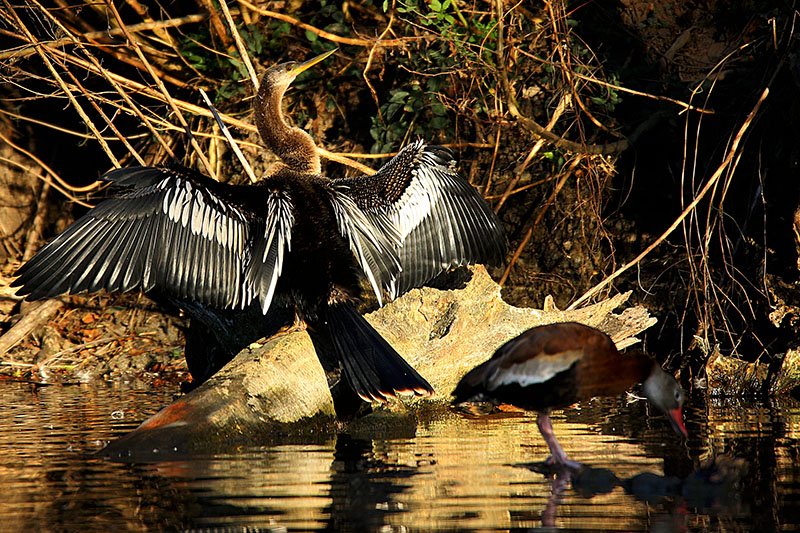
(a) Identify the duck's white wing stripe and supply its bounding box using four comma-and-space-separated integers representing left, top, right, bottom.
487, 350, 584, 389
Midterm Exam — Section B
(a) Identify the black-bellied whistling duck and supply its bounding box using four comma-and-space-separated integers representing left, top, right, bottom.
12, 50, 507, 403
453, 322, 687, 469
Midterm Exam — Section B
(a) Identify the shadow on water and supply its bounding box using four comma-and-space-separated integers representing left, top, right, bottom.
1, 381, 799, 531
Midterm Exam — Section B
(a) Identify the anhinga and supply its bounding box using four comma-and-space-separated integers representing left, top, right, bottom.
13, 50, 507, 403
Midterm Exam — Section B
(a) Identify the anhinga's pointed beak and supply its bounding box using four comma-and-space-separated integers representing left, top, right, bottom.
287, 48, 337, 78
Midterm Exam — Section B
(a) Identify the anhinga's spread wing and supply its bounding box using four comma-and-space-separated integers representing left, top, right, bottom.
245, 191, 293, 313
327, 187, 401, 305
335, 140, 506, 298
13, 167, 293, 314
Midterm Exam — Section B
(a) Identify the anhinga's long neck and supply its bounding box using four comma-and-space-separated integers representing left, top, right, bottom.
254, 76, 321, 175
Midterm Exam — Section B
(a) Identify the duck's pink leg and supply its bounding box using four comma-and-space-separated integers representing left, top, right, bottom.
537, 411, 583, 470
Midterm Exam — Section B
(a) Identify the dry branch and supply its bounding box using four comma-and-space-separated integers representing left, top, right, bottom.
568, 86, 771, 310
103, 0, 216, 178
219, 0, 259, 90
0, 13, 209, 61
239, 0, 408, 47
0, 299, 64, 357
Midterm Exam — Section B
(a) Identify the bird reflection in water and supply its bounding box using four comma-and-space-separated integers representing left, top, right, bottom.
515, 455, 748, 529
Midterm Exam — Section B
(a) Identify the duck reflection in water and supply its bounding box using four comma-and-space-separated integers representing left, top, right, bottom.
515, 455, 748, 529
453, 322, 688, 470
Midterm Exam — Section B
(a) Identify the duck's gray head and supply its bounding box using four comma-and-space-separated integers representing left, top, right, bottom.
642, 365, 688, 438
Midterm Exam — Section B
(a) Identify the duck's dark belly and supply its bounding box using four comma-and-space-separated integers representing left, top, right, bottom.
488, 369, 581, 412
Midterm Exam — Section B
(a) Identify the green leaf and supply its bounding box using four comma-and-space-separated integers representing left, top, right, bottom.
386, 103, 402, 120
305, 29, 319, 42
430, 116, 449, 129
431, 102, 447, 116
389, 90, 409, 103
427, 77, 443, 92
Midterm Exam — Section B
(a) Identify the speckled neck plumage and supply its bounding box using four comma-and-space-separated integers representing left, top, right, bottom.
254, 75, 321, 175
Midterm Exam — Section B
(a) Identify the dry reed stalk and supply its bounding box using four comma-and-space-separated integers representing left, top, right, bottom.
567, 86, 771, 310
218, 0, 259, 90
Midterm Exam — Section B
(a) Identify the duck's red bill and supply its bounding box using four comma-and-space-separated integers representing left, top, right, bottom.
668, 407, 688, 438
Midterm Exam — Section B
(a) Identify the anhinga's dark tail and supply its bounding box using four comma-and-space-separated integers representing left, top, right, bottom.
314, 302, 433, 402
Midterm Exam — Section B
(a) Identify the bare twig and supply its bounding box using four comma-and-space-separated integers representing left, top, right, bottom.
0, 13, 209, 61
567, 69, 715, 115
239, 0, 408, 47
364, 8, 396, 117
31, 0, 169, 162
0, 299, 64, 357
0, 130, 97, 201
318, 147, 376, 175
495, 0, 630, 155
198, 0, 233, 48
23, 179, 50, 261
103, 0, 216, 178
494, 94, 572, 212
219, 0, 259, 90
567, 86, 770, 310
4, 1, 121, 167
500, 157, 583, 285
23, 41, 376, 174
200, 88, 257, 182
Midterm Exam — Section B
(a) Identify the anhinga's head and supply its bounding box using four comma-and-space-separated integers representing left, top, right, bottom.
260, 48, 338, 94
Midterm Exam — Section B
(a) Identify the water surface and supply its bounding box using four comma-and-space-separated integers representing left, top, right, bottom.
1, 381, 798, 531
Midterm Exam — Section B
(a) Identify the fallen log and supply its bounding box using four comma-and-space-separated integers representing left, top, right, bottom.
102, 266, 656, 459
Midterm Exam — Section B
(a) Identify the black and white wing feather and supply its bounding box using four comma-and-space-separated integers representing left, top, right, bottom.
335, 140, 506, 298
13, 167, 292, 314
327, 187, 401, 305
245, 191, 294, 313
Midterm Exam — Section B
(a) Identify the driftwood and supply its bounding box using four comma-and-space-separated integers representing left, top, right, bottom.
705, 346, 800, 396
102, 266, 656, 459
0, 298, 64, 357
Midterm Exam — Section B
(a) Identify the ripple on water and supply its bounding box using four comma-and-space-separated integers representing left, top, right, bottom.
0, 382, 797, 530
